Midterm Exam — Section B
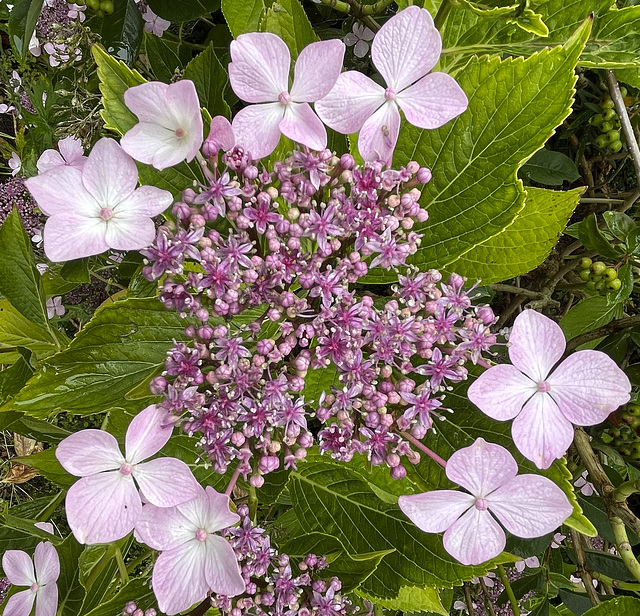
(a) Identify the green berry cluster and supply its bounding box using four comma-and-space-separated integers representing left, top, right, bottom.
75, 0, 114, 17
577, 257, 622, 293
605, 404, 640, 461
589, 90, 635, 153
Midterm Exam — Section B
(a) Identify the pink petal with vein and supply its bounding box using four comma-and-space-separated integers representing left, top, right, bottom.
4, 589, 35, 616
117, 185, 173, 218
120, 123, 184, 170
25, 165, 96, 217
279, 102, 327, 151
204, 535, 246, 596
58, 136, 86, 169
358, 101, 401, 163
135, 502, 196, 551
34, 542, 59, 585
290, 40, 345, 102
56, 430, 123, 476
134, 457, 201, 507
2, 551, 35, 586
398, 490, 474, 533
179, 486, 240, 533
36, 150, 65, 174
35, 582, 58, 616
443, 507, 505, 566
123, 82, 177, 126
208, 116, 236, 152
232, 103, 284, 159
43, 213, 108, 262
125, 404, 175, 464
104, 217, 156, 252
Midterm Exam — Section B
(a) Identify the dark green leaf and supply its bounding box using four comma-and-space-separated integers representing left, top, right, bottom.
0, 348, 34, 405
145, 34, 183, 82
558, 589, 603, 615
7, 0, 44, 59
606, 262, 633, 305
529, 599, 550, 616
0, 411, 72, 443
302, 363, 340, 405
94, 0, 144, 65
560, 296, 624, 342
60, 258, 91, 284
497, 573, 541, 605
583, 597, 640, 615
57, 534, 87, 616
82, 577, 157, 616
148, 0, 219, 22
183, 42, 231, 119
263, 0, 318, 58
521, 148, 580, 185
578, 214, 623, 261
13, 447, 74, 487
603, 211, 636, 242
221, 0, 264, 37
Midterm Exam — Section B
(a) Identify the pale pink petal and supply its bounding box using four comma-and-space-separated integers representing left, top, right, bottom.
467, 364, 536, 421
397, 72, 468, 129
115, 186, 173, 218
65, 472, 141, 544
43, 213, 108, 262
280, 103, 327, 151
134, 458, 201, 507
104, 216, 156, 252
35, 582, 58, 616
120, 122, 190, 170
232, 103, 285, 160
398, 490, 474, 532
443, 507, 505, 566
358, 101, 401, 163
511, 393, 574, 470
81, 138, 138, 208
202, 486, 240, 532
33, 542, 59, 585
34, 522, 54, 535
207, 116, 236, 152
371, 6, 441, 92
36, 149, 65, 174
58, 136, 86, 169
315, 71, 385, 134
509, 310, 565, 382
4, 589, 35, 616
135, 502, 197, 551
2, 550, 35, 585
55, 430, 124, 476
164, 80, 204, 163
204, 535, 245, 596
344, 33, 358, 46
229, 33, 290, 103
123, 81, 176, 126
489, 475, 573, 538
548, 350, 631, 425
354, 40, 369, 58
361, 27, 374, 42
290, 40, 345, 102
125, 404, 175, 464
25, 165, 99, 217
445, 438, 518, 496
152, 541, 210, 615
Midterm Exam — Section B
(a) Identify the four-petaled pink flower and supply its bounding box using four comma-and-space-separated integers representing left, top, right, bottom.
121, 81, 204, 170
36, 136, 86, 173
468, 310, 631, 469
135, 485, 245, 615
56, 404, 201, 544
229, 34, 345, 159
143, 7, 171, 37
398, 438, 572, 565
2, 541, 59, 616
344, 22, 374, 58
25, 138, 173, 262
316, 6, 468, 163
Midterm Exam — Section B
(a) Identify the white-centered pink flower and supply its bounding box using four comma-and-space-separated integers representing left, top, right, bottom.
55, 404, 201, 545
36, 136, 87, 173
398, 438, 573, 565
25, 137, 173, 262
121, 80, 204, 170
135, 485, 245, 615
2, 542, 59, 616
316, 6, 468, 163
468, 310, 631, 469
228, 34, 345, 159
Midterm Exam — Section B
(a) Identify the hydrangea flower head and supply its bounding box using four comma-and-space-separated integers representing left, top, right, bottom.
36, 136, 86, 173
316, 6, 468, 163
135, 485, 245, 615
56, 404, 201, 544
25, 137, 173, 262
121, 80, 204, 170
229, 34, 345, 158
468, 310, 631, 469
2, 541, 59, 616
398, 438, 573, 565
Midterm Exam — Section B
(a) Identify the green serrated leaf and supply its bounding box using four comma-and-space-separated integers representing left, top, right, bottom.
262, 0, 318, 58
221, 0, 265, 37
145, 34, 183, 82
0, 348, 34, 405
582, 596, 640, 615
560, 296, 624, 342
183, 42, 231, 119
60, 258, 91, 284
93, 0, 144, 65
357, 585, 447, 615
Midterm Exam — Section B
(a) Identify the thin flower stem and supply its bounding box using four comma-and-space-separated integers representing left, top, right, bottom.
479, 578, 496, 616
497, 565, 520, 616
125, 548, 153, 574
225, 465, 242, 497
463, 583, 475, 615
400, 431, 447, 467
114, 545, 130, 586
614, 479, 640, 502
611, 516, 640, 584
590, 570, 640, 593
249, 483, 258, 524
569, 528, 600, 606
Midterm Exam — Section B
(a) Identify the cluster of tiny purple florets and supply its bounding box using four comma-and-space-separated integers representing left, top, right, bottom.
122, 601, 156, 616
0, 177, 46, 236
143, 146, 498, 483
33, 0, 84, 66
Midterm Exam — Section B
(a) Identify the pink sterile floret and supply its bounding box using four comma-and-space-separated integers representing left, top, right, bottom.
468, 310, 631, 469
55, 404, 201, 545
135, 485, 245, 615
121, 80, 204, 170
398, 438, 573, 565
315, 6, 468, 164
2, 541, 60, 616
36, 135, 87, 173
228, 33, 345, 159
25, 137, 173, 262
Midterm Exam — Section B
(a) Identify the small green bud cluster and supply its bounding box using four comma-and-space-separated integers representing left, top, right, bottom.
605, 404, 640, 461
577, 258, 621, 293
76, 0, 114, 16
590, 90, 635, 153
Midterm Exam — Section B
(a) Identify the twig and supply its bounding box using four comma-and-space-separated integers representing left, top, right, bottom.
579, 197, 626, 205
497, 565, 520, 616
590, 570, 640, 592
479, 577, 497, 616
565, 314, 640, 353
489, 283, 548, 299
611, 516, 640, 584
569, 528, 601, 606
401, 431, 447, 467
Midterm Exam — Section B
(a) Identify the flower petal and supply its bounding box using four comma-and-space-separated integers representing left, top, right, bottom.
397, 72, 468, 129
509, 310, 566, 382
58, 136, 86, 169
104, 216, 157, 252
36, 149, 65, 174
290, 40, 345, 102
34, 522, 54, 535
398, 490, 474, 533
489, 474, 573, 538
34, 542, 59, 585
2, 550, 35, 585
548, 350, 631, 425
4, 589, 36, 616
232, 103, 284, 160
467, 364, 536, 421
35, 582, 58, 616
43, 213, 108, 262
178, 486, 240, 533
443, 507, 506, 566
65, 472, 141, 544
280, 102, 327, 151
164, 80, 204, 162
315, 71, 385, 134
354, 40, 369, 58
56, 430, 124, 476
123, 81, 178, 126
204, 535, 246, 596
371, 6, 441, 92
358, 101, 401, 163
135, 502, 197, 551
134, 457, 201, 507
125, 404, 175, 464
116, 185, 173, 218
152, 542, 210, 615
120, 122, 189, 170
229, 32, 290, 103
207, 116, 236, 152
511, 393, 574, 469
445, 438, 518, 497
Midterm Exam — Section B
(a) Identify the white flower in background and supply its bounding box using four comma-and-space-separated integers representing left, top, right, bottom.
515, 555, 540, 573
344, 22, 374, 58
574, 470, 598, 496
28, 32, 41, 57
32, 228, 44, 248
9, 152, 21, 176
143, 8, 170, 37
46, 296, 65, 319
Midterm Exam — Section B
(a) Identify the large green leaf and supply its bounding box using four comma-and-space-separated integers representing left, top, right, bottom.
221, 0, 265, 37
262, 0, 318, 58
373, 20, 589, 285
93, 0, 144, 65
583, 597, 640, 615
145, 34, 183, 82
4, 298, 194, 417
7, 0, 44, 60
82, 577, 157, 616
57, 535, 87, 616
0, 348, 34, 405
560, 295, 624, 342
183, 42, 231, 119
